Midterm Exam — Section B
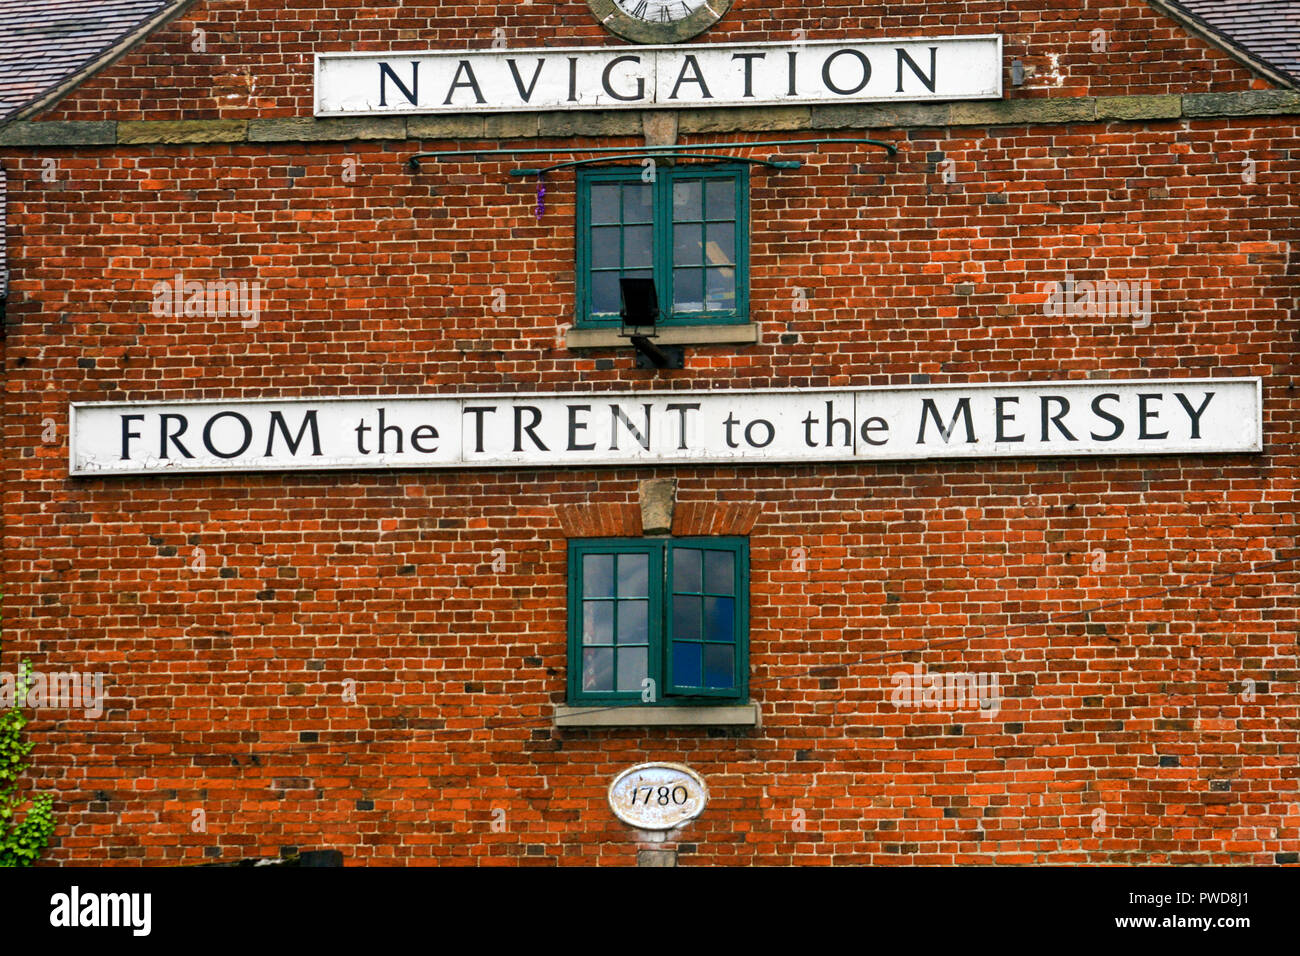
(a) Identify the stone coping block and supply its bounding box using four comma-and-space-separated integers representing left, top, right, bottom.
554, 704, 761, 728
2, 92, 1298, 149
565, 323, 759, 349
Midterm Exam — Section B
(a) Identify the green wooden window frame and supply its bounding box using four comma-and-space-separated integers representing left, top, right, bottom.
576, 164, 750, 328
567, 537, 749, 706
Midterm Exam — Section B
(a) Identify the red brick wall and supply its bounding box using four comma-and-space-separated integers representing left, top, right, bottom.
38, 0, 1265, 123
2, 2, 1298, 865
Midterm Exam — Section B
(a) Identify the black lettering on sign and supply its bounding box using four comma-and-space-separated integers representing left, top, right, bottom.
1089, 393, 1124, 442
917, 398, 975, 444
376, 408, 403, 454
665, 403, 700, 451
861, 416, 889, 446
568, 404, 596, 452
670, 54, 713, 99
463, 406, 496, 454
265, 410, 322, 457
994, 397, 1024, 443
1137, 393, 1169, 440
824, 402, 853, 447
444, 60, 485, 105
602, 55, 645, 102
1039, 396, 1076, 442
1175, 392, 1215, 439
203, 411, 253, 459
731, 52, 766, 98
745, 419, 775, 448
610, 404, 652, 451
822, 49, 872, 96
410, 424, 439, 454
161, 413, 194, 459
506, 58, 546, 102
896, 47, 938, 93
120, 414, 145, 460
514, 405, 548, 452
378, 62, 419, 107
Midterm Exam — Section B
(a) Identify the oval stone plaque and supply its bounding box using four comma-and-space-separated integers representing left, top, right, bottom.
608, 762, 708, 831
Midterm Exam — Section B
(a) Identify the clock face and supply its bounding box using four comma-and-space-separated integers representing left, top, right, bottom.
587, 0, 734, 44
614, 0, 709, 23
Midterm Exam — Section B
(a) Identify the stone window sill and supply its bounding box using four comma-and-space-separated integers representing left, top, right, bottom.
553, 704, 761, 728
565, 323, 759, 349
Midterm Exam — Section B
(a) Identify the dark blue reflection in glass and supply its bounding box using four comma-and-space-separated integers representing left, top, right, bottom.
673, 642, 702, 688
673, 595, 701, 641
704, 644, 734, 689
704, 596, 734, 642
704, 550, 734, 594
673, 548, 702, 593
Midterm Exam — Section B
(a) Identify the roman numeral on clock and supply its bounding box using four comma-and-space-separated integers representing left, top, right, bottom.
632, 1, 649, 18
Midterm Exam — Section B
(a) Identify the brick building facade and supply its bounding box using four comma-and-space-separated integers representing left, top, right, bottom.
1, 0, 1297, 865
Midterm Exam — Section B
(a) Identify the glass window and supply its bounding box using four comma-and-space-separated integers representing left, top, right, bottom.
568, 538, 748, 705
576, 165, 748, 328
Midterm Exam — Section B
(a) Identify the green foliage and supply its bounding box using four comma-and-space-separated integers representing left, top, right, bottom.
0, 662, 56, 866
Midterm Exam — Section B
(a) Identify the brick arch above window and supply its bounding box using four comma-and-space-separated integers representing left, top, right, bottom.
553, 499, 763, 538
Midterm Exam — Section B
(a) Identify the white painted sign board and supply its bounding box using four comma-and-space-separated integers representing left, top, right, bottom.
314, 36, 1003, 116
69, 379, 1262, 476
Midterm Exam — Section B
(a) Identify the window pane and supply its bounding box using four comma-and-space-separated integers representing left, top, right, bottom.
592, 271, 621, 314
705, 268, 735, 310
583, 600, 614, 644
623, 224, 653, 270
591, 184, 620, 224
705, 223, 734, 265
583, 647, 614, 692
623, 183, 653, 223
617, 647, 647, 692
705, 179, 735, 220
673, 548, 702, 593
617, 599, 649, 644
704, 644, 734, 689
673, 268, 704, 311
673, 223, 703, 267
673, 594, 702, 641
618, 553, 648, 597
673, 642, 702, 688
704, 596, 735, 642
705, 550, 735, 594
672, 180, 702, 221
583, 554, 614, 596
591, 226, 621, 269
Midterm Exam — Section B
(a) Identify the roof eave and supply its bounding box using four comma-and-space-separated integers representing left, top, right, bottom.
1145, 0, 1300, 91
0, 0, 203, 132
